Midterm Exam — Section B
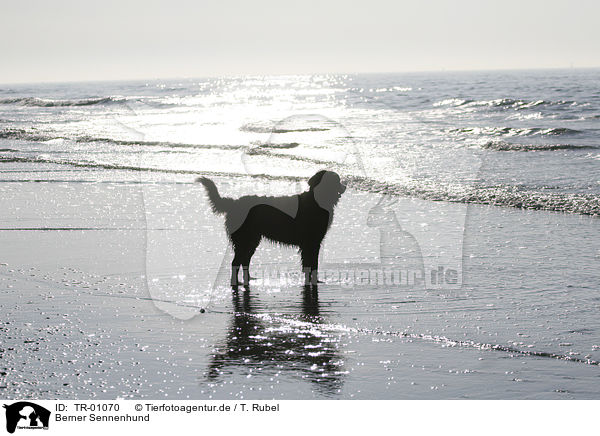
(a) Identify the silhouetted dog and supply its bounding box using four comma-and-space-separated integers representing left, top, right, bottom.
198, 170, 346, 286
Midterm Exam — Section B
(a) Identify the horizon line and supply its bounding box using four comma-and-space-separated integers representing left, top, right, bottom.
1, 65, 599, 86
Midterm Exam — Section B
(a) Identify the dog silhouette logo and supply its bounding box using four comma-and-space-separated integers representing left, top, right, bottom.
3, 402, 50, 433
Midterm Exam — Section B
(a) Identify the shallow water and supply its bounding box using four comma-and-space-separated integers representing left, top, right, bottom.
0, 173, 598, 399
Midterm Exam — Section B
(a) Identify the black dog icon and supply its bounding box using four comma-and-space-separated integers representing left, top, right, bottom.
3, 402, 50, 434
199, 170, 346, 286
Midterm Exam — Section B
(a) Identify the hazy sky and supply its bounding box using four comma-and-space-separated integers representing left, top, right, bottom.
1, 0, 598, 83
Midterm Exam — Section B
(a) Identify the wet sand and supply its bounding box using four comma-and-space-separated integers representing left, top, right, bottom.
1, 167, 600, 399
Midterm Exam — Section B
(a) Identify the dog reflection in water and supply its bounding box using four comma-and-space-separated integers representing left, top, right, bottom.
205, 286, 345, 395
198, 170, 346, 286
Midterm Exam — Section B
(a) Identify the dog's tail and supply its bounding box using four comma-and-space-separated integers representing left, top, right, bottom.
196, 177, 233, 214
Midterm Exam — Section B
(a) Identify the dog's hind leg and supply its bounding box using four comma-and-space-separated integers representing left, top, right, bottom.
231, 233, 260, 287
241, 237, 260, 286
231, 250, 243, 286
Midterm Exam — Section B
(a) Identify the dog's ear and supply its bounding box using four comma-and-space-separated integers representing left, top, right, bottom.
308, 170, 327, 190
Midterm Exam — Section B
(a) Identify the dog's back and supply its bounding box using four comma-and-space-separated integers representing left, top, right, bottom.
199, 179, 331, 242
198, 178, 301, 237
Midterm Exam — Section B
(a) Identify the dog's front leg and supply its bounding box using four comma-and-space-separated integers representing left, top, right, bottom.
231, 250, 242, 286
231, 265, 240, 286
242, 265, 250, 287
301, 245, 320, 286
230, 265, 250, 286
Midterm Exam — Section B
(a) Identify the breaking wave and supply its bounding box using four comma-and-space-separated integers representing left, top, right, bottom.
481, 140, 599, 152
0, 96, 129, 107
240, 123, 330, 134
2, 152, 598, 216
345, 176, 600, 217
450, 126, 581, 137
434, 98, 579, 110
0, 128, 53, 142
251, 142, 300, 149
0, 128, 246, 150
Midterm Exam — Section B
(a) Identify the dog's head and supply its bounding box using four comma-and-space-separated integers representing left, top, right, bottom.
308, 170, 346, 209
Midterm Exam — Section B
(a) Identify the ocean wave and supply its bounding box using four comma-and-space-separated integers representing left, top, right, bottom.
75, 135, 246, 150
434, 98, 578, 110
449, 126, 581, 137
367, 86, 413, 93
345, 176, 600, 216
240, 123, 330, 134
2, 153, 598, 216
0, 128, 55, 142
433, 98, 473, 107
244, 147, 331, 165
251, 142, 300, 149
0, 155, 211, 175
0, 128, 246, 151
481, 140, 598, 152
0, 96, 128, 107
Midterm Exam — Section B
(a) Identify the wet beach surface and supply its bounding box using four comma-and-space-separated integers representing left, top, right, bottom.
1, 171, 599, 399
